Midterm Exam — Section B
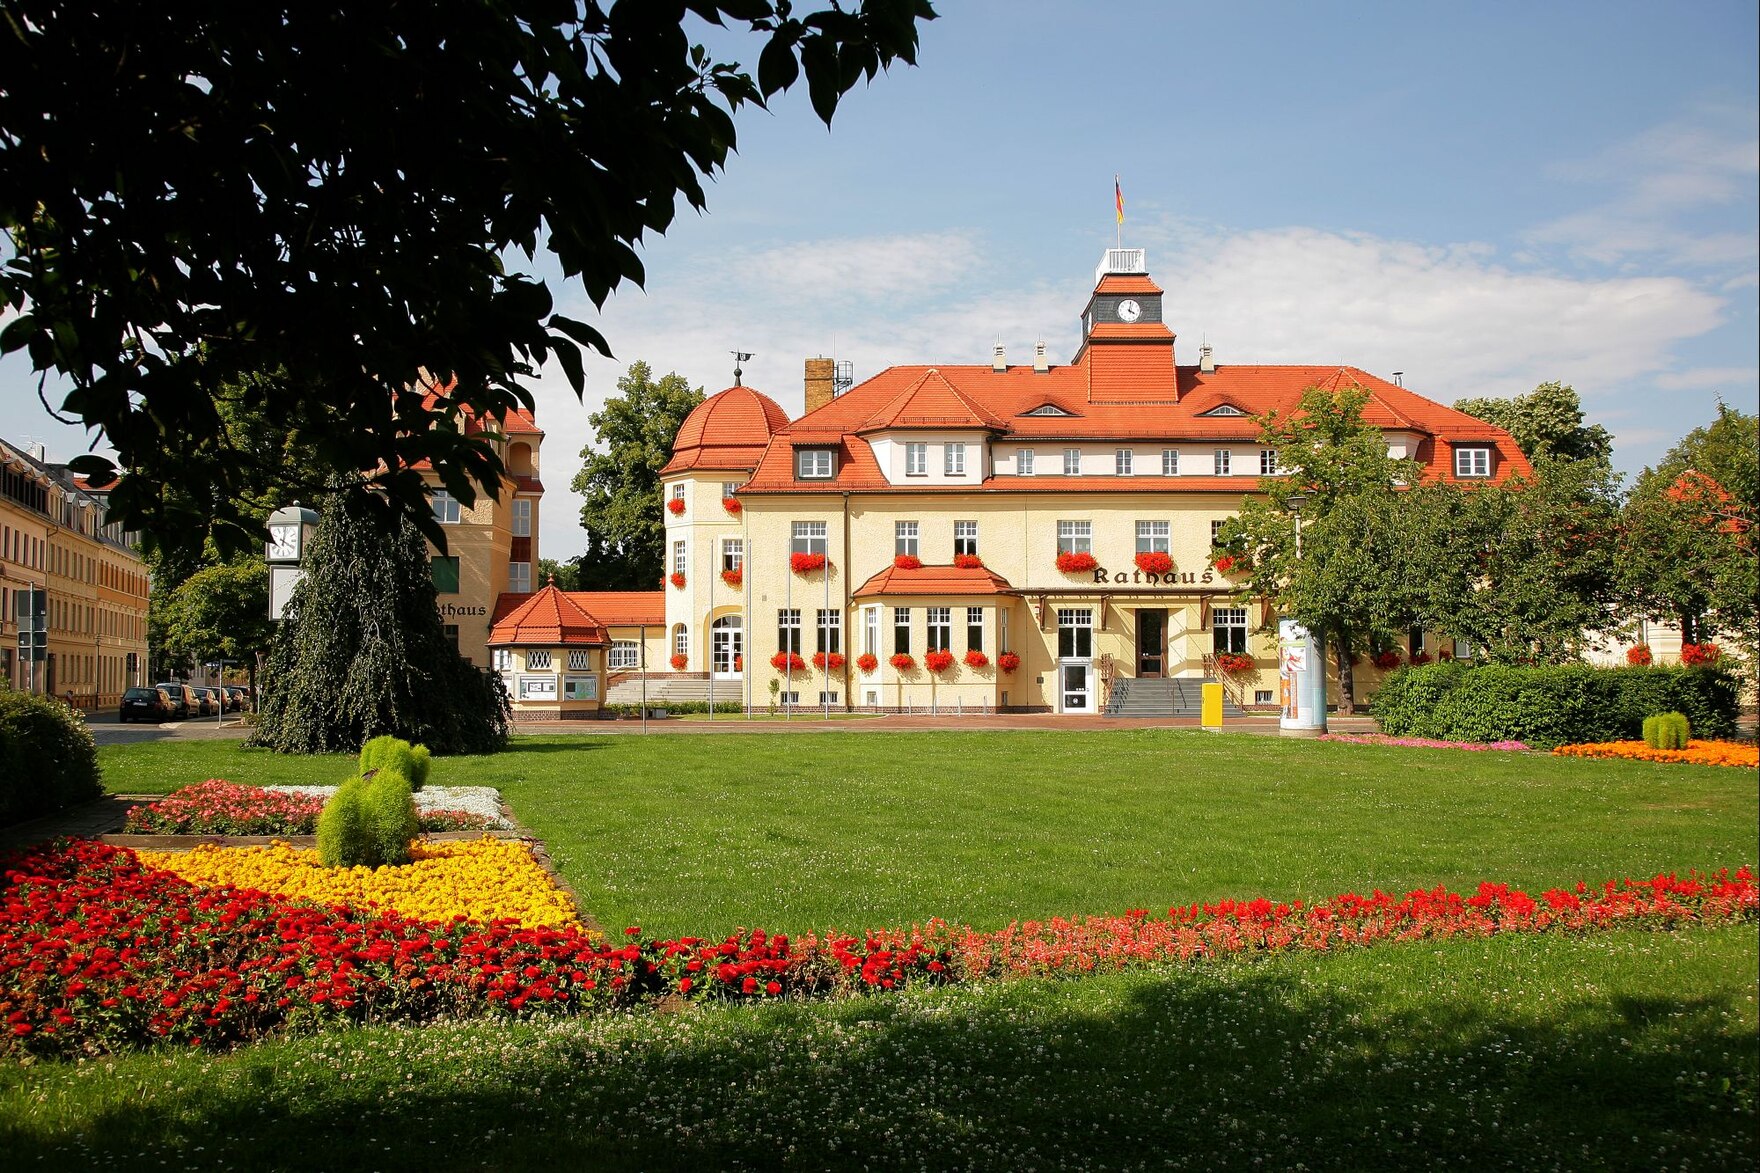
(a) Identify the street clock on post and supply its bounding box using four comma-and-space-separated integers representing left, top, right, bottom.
265, 503, 320, 619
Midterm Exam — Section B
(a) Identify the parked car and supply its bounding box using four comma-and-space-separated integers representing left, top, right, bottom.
119, 686, 173, 723
154, 683, 197, 719
192, 687, 223, 717
223, 686, 248, 712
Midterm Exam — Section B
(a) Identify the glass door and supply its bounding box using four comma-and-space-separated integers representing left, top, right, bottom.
711, 616, 742, 678
1060, 662, 1092, 712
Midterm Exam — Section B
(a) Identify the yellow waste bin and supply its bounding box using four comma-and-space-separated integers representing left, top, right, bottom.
1201, 682, 1224, 731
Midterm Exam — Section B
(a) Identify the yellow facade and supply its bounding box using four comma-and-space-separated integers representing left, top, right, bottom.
426, 428, 544, 667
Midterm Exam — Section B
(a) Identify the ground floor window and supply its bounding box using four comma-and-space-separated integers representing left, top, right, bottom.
1213, 607, 1248, 655
893, 607, 911, 655
672, 624, 688, 660
564, 675, 598, 701
609, 641, 638, 670
966, 607, 983, 652
927, 607, 951, 652
1056, 608, 1093, 659
518, 675, 557, 701
567, 650, 592, 671
493, 649, 513, 672
526, 649, 552, 670
864, 606, 881, 656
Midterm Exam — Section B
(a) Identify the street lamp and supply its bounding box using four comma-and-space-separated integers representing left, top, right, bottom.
1285, 492, 1308, 560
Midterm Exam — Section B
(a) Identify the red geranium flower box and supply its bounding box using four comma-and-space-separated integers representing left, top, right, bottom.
924, 649, 955, 673
893, 554, 922, 570
963, 649, 989, 669
1055, 551, 1097, 573
1134, 551, 1173, 576
790, 552, 827, 574
1680, 642, 1721, 666
1372, 650, 1402, 671
856, 653, 879, 674
1215, 652, 1255, 675
811, 651, 846, 671
722, 497, 742, 515
889, 653, 916, 672
952, 553, 983, 569
997, 651, 1020, 674
1626, 644, 1653, 666
669, 572, 686, 589
669, 653, 688, 671
1213, 554, 1243, 575
666, 498, 685, 515
770, 651, 806, 674
721, 569, 742, 588
1410, 651, 1433, 665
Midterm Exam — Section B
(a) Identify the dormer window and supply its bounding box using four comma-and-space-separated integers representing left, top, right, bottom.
796, 448, 836, 480
1198, 404, 1247, 417
1454, 446, 1492, 478
1022, 403, 1075, 417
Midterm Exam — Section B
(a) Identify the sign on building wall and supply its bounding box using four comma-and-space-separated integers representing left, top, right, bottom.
517, 675, 557, 701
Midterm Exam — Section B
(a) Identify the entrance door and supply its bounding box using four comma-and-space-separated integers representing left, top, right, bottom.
711, 615, 743, 678
1137, 608, 1166, 677
1060, 662, 1092, 713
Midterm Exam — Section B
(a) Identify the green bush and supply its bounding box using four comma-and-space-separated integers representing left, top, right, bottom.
0, 690, 101, 826
600, 700, 744, 717
315, 776, 371, 868
359, 768, 419, 866
359, 735, 429, 792
1642, 712, 1691, 750
1374, 663, 1737, 748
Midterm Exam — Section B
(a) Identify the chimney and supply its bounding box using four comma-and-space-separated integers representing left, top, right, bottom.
1033, 340, 1049, 373
1198, 344, 1215, 374
803, 357, 835, 416
992, 343, 1006, 373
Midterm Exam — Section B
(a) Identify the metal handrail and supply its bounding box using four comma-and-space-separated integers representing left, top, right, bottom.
1202, 652, 1251, 711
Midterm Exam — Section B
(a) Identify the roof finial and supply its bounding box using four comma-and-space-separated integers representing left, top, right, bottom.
546, 571, 556, 587
731, 350, 753, 387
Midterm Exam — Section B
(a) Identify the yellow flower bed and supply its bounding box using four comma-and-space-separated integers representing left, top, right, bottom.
136, 837, 579, 928
1552, 739, 1759, 769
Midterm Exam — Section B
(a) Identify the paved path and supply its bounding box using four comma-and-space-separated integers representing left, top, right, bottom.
86, 712, 251, 746
0, 794, 151, 852
514, 713, 1386, 736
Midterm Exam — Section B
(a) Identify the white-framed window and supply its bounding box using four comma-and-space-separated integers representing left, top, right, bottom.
672, 541, 686, 576
1018, 449, 1036, 476
673, 624, 689, 659
1063, 448, 1082, 476
1115, 449, 1133, 475
791, 521, 828, 557
1162, 449, 1179, 476
905, 443, 928, 476
1136, 520, 1170, 554
1453, 638, 1474, 660
796, 448, 836, 479
1259, 449, 1279, 475
777, 609, 802, 655
816, 609, 841, 654
1214, 449, 1232, 476
512, 498, 532, 536
526, 650, 553, 670
508, 562, 532, 593
670, 482, 686, 503
1455, 447, 1492, 478
1211, 519, 1228, 547
954, 521, 978, 557
493, 649, 513, 672
895, 521, 919, 557
722, 538, 743, 572
893, 606, 911, 655
722, 481, 739, 499
944, 443, 966, 476
564, 675, 598, 701
966, 607, 984, 651
1056, 608, 1093, 658
609, 641, 639, 670
432, 489, 461, 525
1213, 607, 1249, 655
864, 606, 881, 657
927, 607, 951, 652
1057, 520, 1092, 555
566, 649, 592, 671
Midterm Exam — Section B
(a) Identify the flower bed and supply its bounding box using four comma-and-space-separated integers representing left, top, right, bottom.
1551, 739, 1757, 769
5, 840, 1752, 1058
1319, 734, 1531, 752
123, 780, 496, 836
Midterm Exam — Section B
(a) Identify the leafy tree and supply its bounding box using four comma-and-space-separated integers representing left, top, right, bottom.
159, 557, 275, 698
536, 559, 580, 592
1453, 381, 1613, 465
251, 485, 509, 755
570, 361, 704, 588
0, 1, 934, 560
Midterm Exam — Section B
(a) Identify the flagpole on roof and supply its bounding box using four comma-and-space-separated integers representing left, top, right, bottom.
1114, 174, 1123, 249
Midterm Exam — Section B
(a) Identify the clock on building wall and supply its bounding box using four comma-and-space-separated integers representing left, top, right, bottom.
1117, 299, 1142, 323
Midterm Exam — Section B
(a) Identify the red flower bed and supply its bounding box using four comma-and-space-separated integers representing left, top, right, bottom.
122, 781, 491, 836
669, 653, 688, 671
1680, 642, 1722, 666
1215, 652, 1255, 675
952, 553, 983, 569
893, 554, 922, 570
721, 496, 742, 515
964, 649, 989, 669
1055, 551, 1097, 574
769, 651, 806, 674
5, 839, 1752, 1059
811, 651, 846, 672
997, 651, 1020, 674
666, 497, 685, 516
1371, 650, 1402, 671
720, 568, 743, 588
1213, 554, 1243, 575
1626, 644, 1653, 666
1134, 551, 1173, 576
856, 653, 879, 674
889, 653, 916, 672
668, 572, 686, 589
924, 649, 955, 673
790, 552, 827, 574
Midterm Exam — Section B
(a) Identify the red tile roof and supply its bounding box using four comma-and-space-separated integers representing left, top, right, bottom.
564, 591, 666, 627
662, 385, 791, 475
851, 563, 1016, 599
488, 584, 608, 647
1093, 274, 1164, 295
857, 368, 1007, 433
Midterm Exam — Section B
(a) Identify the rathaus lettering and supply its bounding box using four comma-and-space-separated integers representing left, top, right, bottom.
438, 603, 488, 617
1091, 568, 1216, 586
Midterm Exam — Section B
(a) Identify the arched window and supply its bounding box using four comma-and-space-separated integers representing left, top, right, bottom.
673, 623, 688, 659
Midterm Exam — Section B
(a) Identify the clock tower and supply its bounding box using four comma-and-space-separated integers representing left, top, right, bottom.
1074, 248, 1179, 404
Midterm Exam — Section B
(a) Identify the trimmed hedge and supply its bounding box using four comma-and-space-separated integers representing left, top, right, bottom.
1373, 662, 1738, 748
0, 690, 101, 826
599, 701, 743, 717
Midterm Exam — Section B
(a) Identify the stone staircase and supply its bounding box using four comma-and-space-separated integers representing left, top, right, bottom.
1103, 676, 1247, 719
604, 673, 734, 705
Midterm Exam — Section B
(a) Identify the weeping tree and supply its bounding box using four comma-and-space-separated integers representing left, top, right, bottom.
251, 486, 509, 755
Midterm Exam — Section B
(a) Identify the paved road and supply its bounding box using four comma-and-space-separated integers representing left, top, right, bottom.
85, 712, 251, 746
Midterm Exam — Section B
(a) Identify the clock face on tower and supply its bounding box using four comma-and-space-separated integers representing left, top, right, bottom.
1117, 299, 1142, 323
268, 524, 300, 561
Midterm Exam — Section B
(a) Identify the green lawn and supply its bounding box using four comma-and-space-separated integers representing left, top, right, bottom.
99, 731, 1759, 938
2, 927, 1752, 1171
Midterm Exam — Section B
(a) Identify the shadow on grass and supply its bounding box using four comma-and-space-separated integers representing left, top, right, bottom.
7, 944, 1753, 1172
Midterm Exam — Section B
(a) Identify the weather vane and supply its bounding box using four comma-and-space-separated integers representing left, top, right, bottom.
731, 351, 754, 387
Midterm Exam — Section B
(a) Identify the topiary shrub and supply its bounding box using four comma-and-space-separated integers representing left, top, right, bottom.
359, 768, 420, 866
0, 690, 102, 826
1642, 712, 1691, 751
359, 735, 430, 792
315, 776, 371, 868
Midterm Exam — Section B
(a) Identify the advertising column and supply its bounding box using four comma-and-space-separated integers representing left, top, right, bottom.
1277, 619, 1327, 735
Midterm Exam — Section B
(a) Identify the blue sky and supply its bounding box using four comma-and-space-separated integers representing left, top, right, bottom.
3, 0, 1755, 562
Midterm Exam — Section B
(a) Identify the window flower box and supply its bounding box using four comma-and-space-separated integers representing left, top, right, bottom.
893, 553, 922, 570
770, 651, 806, 674
856, 653, 879, 674
1680, 642, 1721, 666
1213, 554, 1245, 575
1055, 551, 1097, 573
811, 651, 846, 671
670, 653, 688, 671
722, 497, 742, 515
997, 651, 1020, 674
1409, 650, 1433, 665
669, 572, 686, 589
1625, 644, 1653, 666
1215, 652, 1255, 675
952, 553, 983, 569
889, 653, 916, 672
790, 552, 827, 574
721, 569, 743, 588
1371, 650, 1402, 671
1134, 551, 1173, 576
963, 649, 989, 669
924, 649, 955, 673
666, 498, 686, 516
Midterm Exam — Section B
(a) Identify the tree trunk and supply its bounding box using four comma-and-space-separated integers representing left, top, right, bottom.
1336, 625, 1356, 716
1677, 609, 1697, 646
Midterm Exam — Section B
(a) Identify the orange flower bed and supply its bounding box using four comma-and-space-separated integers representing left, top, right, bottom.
1552, 739, 1758, 769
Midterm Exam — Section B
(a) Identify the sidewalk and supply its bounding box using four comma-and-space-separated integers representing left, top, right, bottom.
513, 712, 1386, 736
0, 794, 150, 852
